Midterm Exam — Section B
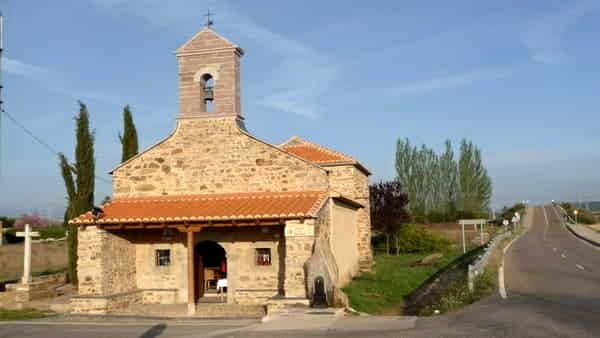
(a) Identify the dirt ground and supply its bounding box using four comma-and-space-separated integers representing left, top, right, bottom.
423, 222, 501, 245
0, 241, 67, 282
588, 224, 600, 233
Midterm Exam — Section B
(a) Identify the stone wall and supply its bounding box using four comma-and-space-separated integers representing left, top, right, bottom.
327, 165, 373, 272
331, 200, 359, 286
130, 230, 188, 303
71, 290, 142, 314
283, 219, 315, 298
112, 117, 329, 198
195, 227, 283, 305
77, 227, 136, 296
306, 200, 340, 305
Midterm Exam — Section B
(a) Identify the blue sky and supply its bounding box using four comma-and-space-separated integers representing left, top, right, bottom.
1, 0, 599, 217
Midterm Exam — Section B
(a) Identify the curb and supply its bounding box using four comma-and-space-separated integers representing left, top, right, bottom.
565, 224, 600, 248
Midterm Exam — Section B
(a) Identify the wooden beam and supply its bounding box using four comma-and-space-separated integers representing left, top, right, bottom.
187, 230, 195, 314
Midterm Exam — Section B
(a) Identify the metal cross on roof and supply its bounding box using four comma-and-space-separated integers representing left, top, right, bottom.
205, 9, 214, 28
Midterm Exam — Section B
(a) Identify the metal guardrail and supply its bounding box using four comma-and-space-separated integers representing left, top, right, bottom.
467, 230, 512, 291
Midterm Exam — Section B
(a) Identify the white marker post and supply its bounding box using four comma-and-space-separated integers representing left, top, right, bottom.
0, 221, 4, 246
503, 219, 509, 234
480, 220, 484, 245
16, 224, 40, 284
461, 221, 466, 253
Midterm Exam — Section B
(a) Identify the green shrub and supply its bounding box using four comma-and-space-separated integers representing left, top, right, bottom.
394, 224, 451, 253
3, 229, 23, 244
574, 209, 596, 225
2, 226, 66, 243
38, 226, 66, 239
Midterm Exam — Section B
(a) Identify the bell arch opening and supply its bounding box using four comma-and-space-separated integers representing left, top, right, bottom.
200, 73, 215, 113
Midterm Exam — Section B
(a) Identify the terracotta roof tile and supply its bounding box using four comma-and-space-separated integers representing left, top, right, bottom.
69, 191, 328, 225
281, 144, 353, 163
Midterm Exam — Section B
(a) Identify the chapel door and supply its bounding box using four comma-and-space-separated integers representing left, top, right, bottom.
195, 255, 205, 300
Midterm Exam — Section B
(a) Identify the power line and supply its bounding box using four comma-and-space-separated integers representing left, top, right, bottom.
1, 109, 112, 185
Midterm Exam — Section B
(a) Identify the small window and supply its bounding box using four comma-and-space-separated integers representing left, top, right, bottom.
255, 248, 271, 266
155, 249, 171, 266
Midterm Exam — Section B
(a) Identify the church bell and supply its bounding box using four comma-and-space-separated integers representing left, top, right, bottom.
204, 86, 214, 102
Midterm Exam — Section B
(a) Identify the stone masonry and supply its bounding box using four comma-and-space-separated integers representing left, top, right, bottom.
72, 27, 372, 313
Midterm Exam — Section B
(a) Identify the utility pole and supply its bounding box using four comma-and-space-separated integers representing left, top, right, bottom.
0, 11, 4, 181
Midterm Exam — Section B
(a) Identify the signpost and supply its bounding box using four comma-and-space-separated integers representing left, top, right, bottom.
459, 219, 488, 253
16, 224, 39, 284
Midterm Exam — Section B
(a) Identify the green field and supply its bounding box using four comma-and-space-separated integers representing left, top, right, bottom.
343, 247, 463, 314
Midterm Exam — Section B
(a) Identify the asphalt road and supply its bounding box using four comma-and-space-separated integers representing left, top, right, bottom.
1, 205, 598, 337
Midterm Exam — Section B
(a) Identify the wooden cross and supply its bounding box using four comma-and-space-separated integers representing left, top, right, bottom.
205, 9, 214, 28
16, 224, 40, 284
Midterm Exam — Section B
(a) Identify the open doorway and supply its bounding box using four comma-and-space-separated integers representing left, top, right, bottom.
194, 241, 227, 303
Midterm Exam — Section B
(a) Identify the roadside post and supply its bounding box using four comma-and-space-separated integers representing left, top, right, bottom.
461, 221, 466, 253
459, 219, 488, 253
511, 216, 517, 233
503, 219, 509, 234
480, 220, 484, 245
0, 220, 3, 246
574, 209, 579, 224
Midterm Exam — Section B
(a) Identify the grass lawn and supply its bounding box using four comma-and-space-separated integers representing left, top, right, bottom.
0, 308, 50, 321
343, 247, 463, 314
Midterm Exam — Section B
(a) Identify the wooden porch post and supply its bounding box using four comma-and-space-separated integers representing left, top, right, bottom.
187, 230, 195, 314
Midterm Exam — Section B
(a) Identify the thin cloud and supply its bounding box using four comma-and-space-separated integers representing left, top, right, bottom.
3, 58, 57, 80
3, 57, 121, 104
393, 69, 511, 94
521, 0, 600, 64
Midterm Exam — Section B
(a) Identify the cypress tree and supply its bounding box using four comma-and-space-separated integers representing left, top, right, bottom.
119, 105, 139, 163
59, 101, 95, 285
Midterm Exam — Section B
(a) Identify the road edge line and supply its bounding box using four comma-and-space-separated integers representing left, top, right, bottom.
498, 206, 533, 299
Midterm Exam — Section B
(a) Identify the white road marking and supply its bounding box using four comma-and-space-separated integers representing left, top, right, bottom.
543, 206, 549, 240
576, 264, 585, 270
498, 264, 507, 299
561, 253, 567, 258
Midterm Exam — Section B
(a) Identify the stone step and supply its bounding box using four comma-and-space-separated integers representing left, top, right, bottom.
195, 303, 266, 318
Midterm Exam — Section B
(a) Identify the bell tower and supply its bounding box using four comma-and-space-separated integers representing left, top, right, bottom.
176, 28, 244, 118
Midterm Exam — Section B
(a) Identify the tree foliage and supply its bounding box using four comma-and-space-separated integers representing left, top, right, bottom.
13, 213, 51, 228
59, 101, 95, 285
458, 140, 492, 217
119, 105, 139, 163
370, 180, 410, 255
395, 138, 492, 223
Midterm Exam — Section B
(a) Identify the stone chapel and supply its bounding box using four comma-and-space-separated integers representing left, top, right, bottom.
69, 27, 372, 315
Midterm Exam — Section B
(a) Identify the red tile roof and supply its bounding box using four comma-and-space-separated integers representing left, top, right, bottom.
69, 191, 328, 225
279, 137, 371, 175
280, 143, 353, 164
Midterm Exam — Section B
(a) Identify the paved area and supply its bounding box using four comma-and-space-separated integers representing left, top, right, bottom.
1, 205, 598, 337
567, 223, 600, 246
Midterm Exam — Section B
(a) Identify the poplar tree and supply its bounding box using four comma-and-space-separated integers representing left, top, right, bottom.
439, 140, 458, 220
60, 101, 95, 284
396, 138, 490, 222
119, 105, 139, 163
458, 140, 492, 217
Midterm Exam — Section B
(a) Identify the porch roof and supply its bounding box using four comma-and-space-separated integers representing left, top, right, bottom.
69, 191, 328, 225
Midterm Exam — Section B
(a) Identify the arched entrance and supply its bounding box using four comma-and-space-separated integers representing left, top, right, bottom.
194, 241, 227, 302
